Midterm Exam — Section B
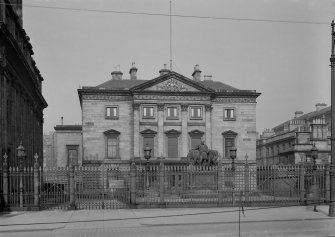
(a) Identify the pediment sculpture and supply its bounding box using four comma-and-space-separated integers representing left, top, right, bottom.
156, 79, 187, 92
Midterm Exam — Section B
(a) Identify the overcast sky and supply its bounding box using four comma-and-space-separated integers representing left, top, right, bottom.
22, 0, 334, 134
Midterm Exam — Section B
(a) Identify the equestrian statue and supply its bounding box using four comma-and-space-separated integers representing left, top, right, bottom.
186, 141, 219, 165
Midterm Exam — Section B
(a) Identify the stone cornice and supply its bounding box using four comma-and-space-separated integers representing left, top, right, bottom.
133, 94, 211, 101
213, 97, 257, 103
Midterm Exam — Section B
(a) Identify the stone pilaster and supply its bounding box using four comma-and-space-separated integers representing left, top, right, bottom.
133, 103, 140, 158
157, 103, 164, 156
181, 104, 188, 157
205, 104, 212, 149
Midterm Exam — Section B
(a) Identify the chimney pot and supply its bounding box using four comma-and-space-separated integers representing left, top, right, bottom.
129, 62, 138, 80
159, 64, 170, 76
111, 65, 123, 80
192, 64, 202, 81
315, 103, 327, 111
294, 111, 304, 118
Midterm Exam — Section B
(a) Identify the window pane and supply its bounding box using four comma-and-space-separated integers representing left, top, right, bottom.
143, 137, 154, 156
224, 138, 235, 158
168, 137, 178, 157
106, 108, 111, 117
150, 108, 153, 117
167, 108, 171, 117
107, 136, 117, 157
191, 137, 201, 149
68, 149, 78, 165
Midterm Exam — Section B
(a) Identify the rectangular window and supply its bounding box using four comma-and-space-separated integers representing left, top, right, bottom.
167, 107, 178, 119
106, 106, 118, 119
143, 106, 154, 118
167, 136, 178, 158
191, 137, 202, 150
190, 106, 202, 119
107, 135, 118, 158
67, 145, 79, 166
224, 108, 236, 120
224, 137, 235, 159
143, 137, 154, 157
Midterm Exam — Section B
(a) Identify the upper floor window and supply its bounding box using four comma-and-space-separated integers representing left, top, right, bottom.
190, 106, 202, 119
106, 106, 118, 119
143, 106, 154, 118
223, 108, 236, 120
167, 106, 178, 119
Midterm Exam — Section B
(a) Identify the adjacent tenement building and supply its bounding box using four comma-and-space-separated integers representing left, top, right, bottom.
256, 104, 331, 165
0, 0, 47, 168
77, 65, 260, 164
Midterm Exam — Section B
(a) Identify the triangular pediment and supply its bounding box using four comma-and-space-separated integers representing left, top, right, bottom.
130, 71, 213, 93
103, 129, 120, 135
222, 130, 238, 136
140, 129, 157, 134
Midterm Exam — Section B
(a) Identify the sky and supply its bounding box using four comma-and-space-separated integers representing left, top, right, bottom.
21, 0, 335, 134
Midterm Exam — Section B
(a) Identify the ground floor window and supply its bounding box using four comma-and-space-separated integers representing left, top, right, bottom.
67, 145, 79, 166
104, 129, 121, 159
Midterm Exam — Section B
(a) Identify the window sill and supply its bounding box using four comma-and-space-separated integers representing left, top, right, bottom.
105, 117, 119, 120
223, 118, 236, 121
166, 117, 179, 120
142, 117, 155, 119
190, 117, 203, 120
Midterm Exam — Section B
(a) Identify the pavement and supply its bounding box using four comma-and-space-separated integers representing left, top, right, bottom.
0, 205, 334, 236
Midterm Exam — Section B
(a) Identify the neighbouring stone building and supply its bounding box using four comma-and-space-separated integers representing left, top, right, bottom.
76, 64, 260, 165
0, 0, 47, 167
256, 103, 331, 165
43, 125, 82, 168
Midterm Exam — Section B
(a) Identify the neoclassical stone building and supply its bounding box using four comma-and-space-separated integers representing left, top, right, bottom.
78, 65, 260, 164
0, 1, 47, 168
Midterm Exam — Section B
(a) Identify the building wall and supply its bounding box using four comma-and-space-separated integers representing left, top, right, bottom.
81, 96, 258, 162
0, 1, 47, 171
54, 130, 82, 167
82, 99, 133, 161
212, 102, 257, 161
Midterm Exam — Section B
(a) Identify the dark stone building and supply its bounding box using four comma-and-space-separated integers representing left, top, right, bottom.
0, 0, 47, 169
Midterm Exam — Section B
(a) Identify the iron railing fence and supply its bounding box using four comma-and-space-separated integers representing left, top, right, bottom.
0, 161, 330, 210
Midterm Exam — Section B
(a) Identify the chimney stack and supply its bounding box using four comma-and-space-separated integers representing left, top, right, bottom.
294, 111, 304, 118
315, 103, 327, 111
204, 75, 212, 81
159, 64, 170, 76
129, 62, 138, 80
111, 65, 123, 80
192, 64, 202, 81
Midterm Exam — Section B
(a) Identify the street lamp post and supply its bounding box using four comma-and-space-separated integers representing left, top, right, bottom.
245, 153, 249, 204
16, 142, 26, 208
329, 20, 335, 217
144, 144, 152, 205
230, 146, 237, 205
311, 143, 319, 212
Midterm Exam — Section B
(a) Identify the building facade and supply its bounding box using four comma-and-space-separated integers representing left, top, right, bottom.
78, 65, 260, 164
43, 125, 83, 168
256, 104, 331, 165
0, 0, 47, 168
